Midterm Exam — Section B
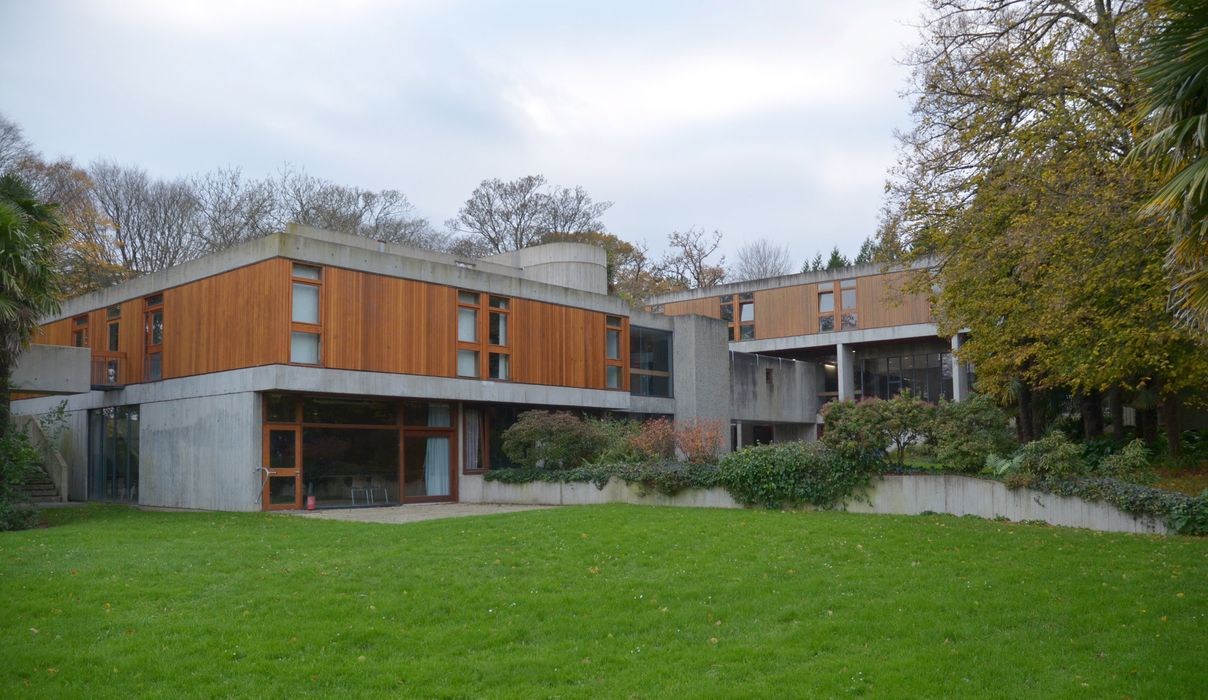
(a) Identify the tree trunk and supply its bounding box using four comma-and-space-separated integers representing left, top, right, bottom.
1107, 387, 1125, 439
1030, 388, 1048, 440
1080, 390, 1103, 439
1018, 383, 1034, 442
1161, 396, 1182, 459
1139, 408, 1159, 447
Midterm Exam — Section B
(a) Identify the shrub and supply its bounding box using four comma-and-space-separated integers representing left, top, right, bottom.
718, 440, 878, 509
630, 417, 676, 461
820, 399, 888, 467
589, 417, 642, 464
675, 418, 726, 464
484, 460, 719, 497
501, 411, 606, 470
878, 389, 936, 468
1031, 479, 1208, 536
1003, 431, 1088, 488
1095, 439, 1156, 484
932, 394, 1016, 472
0, 427, 42, 532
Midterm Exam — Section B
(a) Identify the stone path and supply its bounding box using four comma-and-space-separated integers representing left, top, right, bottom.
284, 502, 552, 525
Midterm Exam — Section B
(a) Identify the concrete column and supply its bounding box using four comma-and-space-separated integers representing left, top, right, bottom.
951, 334, 968, 402
836, 343, 856, 402
734, 422, 742, 450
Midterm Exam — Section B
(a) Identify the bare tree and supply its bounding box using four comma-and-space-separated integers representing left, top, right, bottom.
661, 227, 727, 288
273, 165, 445, 249
447, 174, 612, 254
192, 167, 278, 252
0, 114, 31, 175
88, 160, 203, 274
734, 238, 791, 280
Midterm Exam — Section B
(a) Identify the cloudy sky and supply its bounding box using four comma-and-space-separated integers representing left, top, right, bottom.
0, 0, 922, 264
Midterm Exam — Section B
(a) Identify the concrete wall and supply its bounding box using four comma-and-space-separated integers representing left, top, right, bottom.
140, 392, 262, 511
729, 351, 816, 423
11, 344, 90, 393
481, 242, 609, 296
463, 474, 1170, 535
670, 315, 731, 434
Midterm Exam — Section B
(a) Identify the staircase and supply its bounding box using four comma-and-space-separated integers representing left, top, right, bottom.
18, 470, 61, 504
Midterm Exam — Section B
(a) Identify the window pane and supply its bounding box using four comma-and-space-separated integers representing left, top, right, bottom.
819, 315, 834, 332
630, 327, 670, 371
266, 394, 298, 422
488, 296, 509, 310
606, 329, 620, 359
841, 312, 857, 330
303, 428, 399, 507
303, 397, 395, 425
291, 332, 321, 364
404, 402, 452, 427
489, 352, 510, 380
458, 290, 479, 305
489, 312, 508, 346
108, 322, 120, 352
268, 476, 297, 506
720, 304, 734, 322
606, 365, 621, 389
150, 311, 164, 345
292, 283, 320, 324
107, 305, 121, 320
727, 326, 735, 341
819, 292, 834, 313
145, 294, 163, 306
404, 436, 451, 497
458, 308, 478, 342
457, 349, 479, 377
268, 430, 296, 469
146, 353, 162, 380
841, 289, 856, 309
464, 408, 482, 471
740, 302, 754, 322
739, 292, 754, 301
74, 330, 88, 348
606, 315, 623, 327
720, 294, 733, 303
739, 324, 755, 339
293, 263, 321, 280
840, 278, 856, 289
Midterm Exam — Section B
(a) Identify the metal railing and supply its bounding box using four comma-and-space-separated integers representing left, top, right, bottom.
91, 353, 126, 388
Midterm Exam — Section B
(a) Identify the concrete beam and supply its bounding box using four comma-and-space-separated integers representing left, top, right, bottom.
726, 323, 941, 354
11, 344, 90, 394
837, 343, 856, 402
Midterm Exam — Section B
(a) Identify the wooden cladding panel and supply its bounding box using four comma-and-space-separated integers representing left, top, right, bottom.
754, 286, 811, 339
163, 259, 290, 378
118, 299, 144, 384
661, 297, 722, 319
322, 267, 456, 377
34, 318, 73, 346
856, 271, 931, 329
511, 299, 610, 390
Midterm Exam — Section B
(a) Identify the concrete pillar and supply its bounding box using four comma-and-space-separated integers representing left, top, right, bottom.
951, 334, 968, 402
836, 343, 856, 402
734, 422, 742, 449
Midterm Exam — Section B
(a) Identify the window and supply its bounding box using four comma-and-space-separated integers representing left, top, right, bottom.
463, 406, 486, 473
88, 406, 139, 502
144, 295, 164, 381
818, 290, 835, 333
605, 315, 626, 389
630, 326, 672, 397
290, 263, 322, 364
720, 292, 754, 341
72, 316, 88, 348
457, 291, 510, 380
840, 279, 857, 329
106, 306, 120, 352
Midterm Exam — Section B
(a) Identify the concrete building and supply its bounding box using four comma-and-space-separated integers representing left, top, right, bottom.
11, 225, 964, 512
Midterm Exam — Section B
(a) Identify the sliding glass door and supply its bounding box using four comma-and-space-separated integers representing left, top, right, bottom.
89, 406, 140, 502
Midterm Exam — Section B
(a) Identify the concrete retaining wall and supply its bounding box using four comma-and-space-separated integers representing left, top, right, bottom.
462, 473, 1169, 535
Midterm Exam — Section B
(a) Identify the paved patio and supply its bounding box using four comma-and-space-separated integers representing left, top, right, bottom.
284, 502, 553, 524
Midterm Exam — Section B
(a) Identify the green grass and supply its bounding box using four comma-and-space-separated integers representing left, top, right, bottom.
2, 505, 1206, 698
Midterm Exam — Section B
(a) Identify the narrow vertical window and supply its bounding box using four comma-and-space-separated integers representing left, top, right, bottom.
144, 294, 164, 380
290, 263, 322, 364
605, 315, 625, 389
106, 305, 121, 352
456, 291, 482, 377
721, 292, 754, 340
818, 289, 835, 332
840, 278, 857, 330
72, 315, 88, 348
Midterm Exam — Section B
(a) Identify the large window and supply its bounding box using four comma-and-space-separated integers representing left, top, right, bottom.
89, 406, 139, 502
630, 326, 672, 397
720, 292, 755, 340
457, 291, 512, 380
605, 315, 625, 389
290, 263, 322, 365
818, 279, 859, 332
262, 395, 457, 509
859, 352, 961, 403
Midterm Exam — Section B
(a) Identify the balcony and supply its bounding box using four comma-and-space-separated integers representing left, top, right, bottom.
91, 353, 127, 390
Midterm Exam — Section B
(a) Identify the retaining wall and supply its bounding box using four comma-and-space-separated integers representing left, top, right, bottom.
461, 473, 1170, 535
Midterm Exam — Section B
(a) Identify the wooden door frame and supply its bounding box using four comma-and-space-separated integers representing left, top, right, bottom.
262, 424, 302, 510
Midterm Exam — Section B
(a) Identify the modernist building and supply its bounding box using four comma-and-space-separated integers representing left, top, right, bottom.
11, 225, 966, 512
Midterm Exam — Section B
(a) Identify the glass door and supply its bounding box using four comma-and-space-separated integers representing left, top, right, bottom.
263, 426, 301, 510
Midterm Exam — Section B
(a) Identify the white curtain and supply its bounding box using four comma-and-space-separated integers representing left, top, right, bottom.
424, 437, 450, 496
464, 408, 481, 471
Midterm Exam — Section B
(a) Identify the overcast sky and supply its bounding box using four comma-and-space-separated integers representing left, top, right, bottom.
0, 0, 921, 265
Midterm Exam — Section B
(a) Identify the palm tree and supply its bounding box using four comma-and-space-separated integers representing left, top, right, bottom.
0, 174, 66, 435
1134, 0, 1208, 334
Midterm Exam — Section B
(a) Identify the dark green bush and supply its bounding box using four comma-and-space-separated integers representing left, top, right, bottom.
483, 460, 719, 497
588, 417, 642, 464
0, 427, 42, 532
1094, 439, 1156, 484
501, 411, 608, 470
718, 441, 879, 509
820, 400, 888, 467
932, 394, 1015, 472
1003, 432, 1088, 487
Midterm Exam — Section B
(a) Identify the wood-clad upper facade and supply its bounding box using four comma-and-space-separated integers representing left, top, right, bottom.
35, 255, 629, 392
654, 268, 933, 342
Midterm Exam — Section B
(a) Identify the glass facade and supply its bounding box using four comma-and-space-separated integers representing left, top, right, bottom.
858, 352, 960, 403
89, 406, 140, 502
630, 326, 672, 397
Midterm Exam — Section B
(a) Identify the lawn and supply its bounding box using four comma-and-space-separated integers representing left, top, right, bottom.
2, 505, 1206, 698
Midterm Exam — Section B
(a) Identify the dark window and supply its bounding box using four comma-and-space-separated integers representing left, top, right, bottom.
89, 406, 139, 502
630, 326, 672, 398
266, 394, 299, 422
304, 397, 395, 425
107, 322, 120, 352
